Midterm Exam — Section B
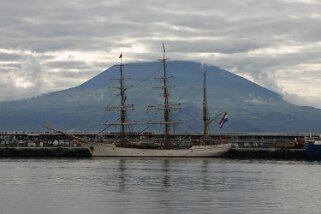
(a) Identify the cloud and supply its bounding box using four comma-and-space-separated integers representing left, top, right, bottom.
0, 55, 47, 100
0, 0, 321, 108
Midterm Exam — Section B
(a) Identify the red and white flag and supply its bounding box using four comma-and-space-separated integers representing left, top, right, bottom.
219, 112, 228, 129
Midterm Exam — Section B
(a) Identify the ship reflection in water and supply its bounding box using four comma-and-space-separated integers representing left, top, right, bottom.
1, 158, 321, 214
116, 159, 214, 192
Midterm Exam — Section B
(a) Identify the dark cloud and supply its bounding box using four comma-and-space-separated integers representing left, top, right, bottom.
0, 52, 23, 61
0, 0, 321, 107
45, 60, 91, 70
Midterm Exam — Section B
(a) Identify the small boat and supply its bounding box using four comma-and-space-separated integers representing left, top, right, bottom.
305, 135, 321, 159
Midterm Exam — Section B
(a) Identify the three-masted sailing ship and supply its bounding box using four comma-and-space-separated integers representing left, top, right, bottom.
50, 45, 230, 157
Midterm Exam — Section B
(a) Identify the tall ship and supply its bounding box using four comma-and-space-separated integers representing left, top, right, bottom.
50, 45, 230, 157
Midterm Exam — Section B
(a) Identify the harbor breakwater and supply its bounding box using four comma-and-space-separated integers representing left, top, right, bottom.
0, 131, 313, 159
0, 147, 91, 158
226, 148, 306, 159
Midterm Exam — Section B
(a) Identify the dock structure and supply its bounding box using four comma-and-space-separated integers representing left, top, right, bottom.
0, 131, 94, 157
0, 147, 91, 158
0, 131, 317, 158
0, 131, 310, 145
226, 148, 306, 159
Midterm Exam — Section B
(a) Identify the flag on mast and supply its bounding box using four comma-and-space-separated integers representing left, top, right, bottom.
119, 53, 122, 58
219, 112, 228, 129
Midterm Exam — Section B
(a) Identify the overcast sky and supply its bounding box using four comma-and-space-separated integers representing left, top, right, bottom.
1, 0, 321, 107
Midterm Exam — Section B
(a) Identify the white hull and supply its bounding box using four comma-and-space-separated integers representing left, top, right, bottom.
84, 143, 231, 157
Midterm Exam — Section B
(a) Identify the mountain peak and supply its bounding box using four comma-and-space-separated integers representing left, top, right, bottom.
0, 60, 320, 132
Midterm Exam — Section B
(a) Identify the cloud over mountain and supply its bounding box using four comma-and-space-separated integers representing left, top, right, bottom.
0, 61, 320, 133
0, 0, 321, 107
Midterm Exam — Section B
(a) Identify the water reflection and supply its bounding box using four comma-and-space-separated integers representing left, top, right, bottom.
162, 159, 170, 188
201, 160, 209, 190
114, 158, 215, 191
1, 159, 320, 214
118, 159, 127, 191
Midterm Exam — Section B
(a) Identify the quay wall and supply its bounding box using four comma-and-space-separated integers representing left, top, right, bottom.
0, 131, 317, 159
0, 147, 91, 158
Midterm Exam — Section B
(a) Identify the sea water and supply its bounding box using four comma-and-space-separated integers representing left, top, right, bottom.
0, 158, 320, 214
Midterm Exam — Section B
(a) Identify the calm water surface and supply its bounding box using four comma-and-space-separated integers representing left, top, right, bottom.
0, 158, 321, 214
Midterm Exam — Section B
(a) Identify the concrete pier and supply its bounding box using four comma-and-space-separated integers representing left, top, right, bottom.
0, 131, 315, 159
0, 147, 91, 158
226, 148, 306, 159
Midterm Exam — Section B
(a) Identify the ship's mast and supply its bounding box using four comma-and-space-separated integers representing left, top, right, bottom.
162, 44, 170, 145
105, 53, 135, 146
119, 54, 126, 144
146, 44, 181, 148
203, 69, 209, 139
